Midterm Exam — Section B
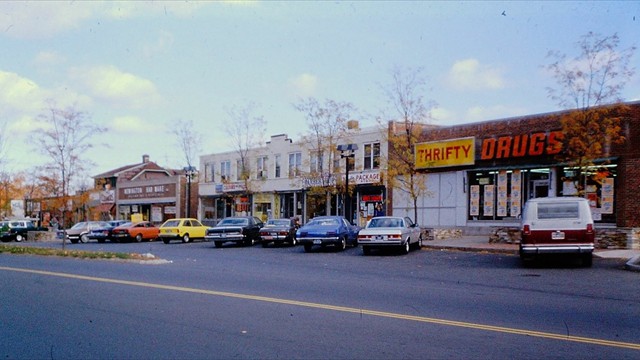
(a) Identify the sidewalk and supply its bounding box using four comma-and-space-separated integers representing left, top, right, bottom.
421, 236, 640, 271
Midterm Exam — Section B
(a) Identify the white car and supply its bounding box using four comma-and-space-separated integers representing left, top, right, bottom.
357, 216, 423, 255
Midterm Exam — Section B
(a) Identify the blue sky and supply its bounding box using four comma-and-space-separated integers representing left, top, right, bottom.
1, 1, 638, 178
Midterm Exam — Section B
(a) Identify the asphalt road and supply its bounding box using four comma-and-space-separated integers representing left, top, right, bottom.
1, 240, 639, 359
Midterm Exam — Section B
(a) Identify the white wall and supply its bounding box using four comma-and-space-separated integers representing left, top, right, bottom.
392, 171, 467, 227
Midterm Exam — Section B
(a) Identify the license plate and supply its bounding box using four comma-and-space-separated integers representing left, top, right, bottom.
313, 239, 322, 245
263, 236, 273, 240
552, 231, 565, 240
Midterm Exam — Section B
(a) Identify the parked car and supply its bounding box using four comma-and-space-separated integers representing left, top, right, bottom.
296, 216, 359, 252
357, 216, 423, 255
65, 221, 112, 244
158, 218, 210, 244
88, 220, 129, 243
111, 221, 160, 242
206, 216, 264, 248
259, 218, 298, 247
0, 220, 46, 242
520, 197, 595, 267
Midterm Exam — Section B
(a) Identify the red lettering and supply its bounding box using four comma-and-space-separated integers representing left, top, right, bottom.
547, 130, 563, 155
528, 133, 545, 156
496, 136, 512, 159
481, 139, 496, 160
512, 134, 528, 157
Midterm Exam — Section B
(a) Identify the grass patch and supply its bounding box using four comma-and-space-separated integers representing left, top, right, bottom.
0, 244, 152, 261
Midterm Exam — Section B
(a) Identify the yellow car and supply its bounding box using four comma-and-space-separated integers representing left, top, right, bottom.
159, 218, 210, 244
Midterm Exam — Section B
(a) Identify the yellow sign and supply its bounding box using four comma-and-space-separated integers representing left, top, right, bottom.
415, 137, 475, 169
131, 213, 143, 223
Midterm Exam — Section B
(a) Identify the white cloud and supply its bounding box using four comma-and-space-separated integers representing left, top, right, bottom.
430, 107, 458, 124
143, 31, 175, 58
110, 115, 149, 133
464, 105, 527, 122
0, 2, 96, 39
0, 1, 213, 39
32, 51, 66, 68
69, 65, 161, 109
446, 58, 506, 91
288, 73, 318, 98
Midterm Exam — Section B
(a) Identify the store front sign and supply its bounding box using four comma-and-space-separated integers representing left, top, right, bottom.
480, 131, 562, 160
415, 137, 475, 169
119, 183, 176, 200
222, 182, 247, 192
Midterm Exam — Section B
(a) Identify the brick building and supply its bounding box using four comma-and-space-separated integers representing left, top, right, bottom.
389, 101, 640, 247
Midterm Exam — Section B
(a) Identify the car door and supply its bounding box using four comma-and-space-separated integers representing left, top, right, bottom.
190, 220, 207, 238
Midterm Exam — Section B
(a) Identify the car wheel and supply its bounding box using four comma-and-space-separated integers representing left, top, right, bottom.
582, 253, 593, 267
402, 241, 410, 254
303, 244, 313, 252
337, 237, 346, 251
182, 234, 190, 243
15, 234, 24, 242
135, 234, 143, 243
162, 238, 170, 244
214, 241, 222, 248
362, 246, 371, 256
80, 234, 90, 243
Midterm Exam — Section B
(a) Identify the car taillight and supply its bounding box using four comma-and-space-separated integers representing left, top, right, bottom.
523, 224, 531, 236
586, 223, 594, 234
358, 234, 370, 239
388, 234, 401, 239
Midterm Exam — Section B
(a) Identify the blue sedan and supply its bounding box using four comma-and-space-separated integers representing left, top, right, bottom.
296, 216, 360, 252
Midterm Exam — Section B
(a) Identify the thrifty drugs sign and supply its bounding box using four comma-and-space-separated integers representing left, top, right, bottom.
415, 137, 475, 169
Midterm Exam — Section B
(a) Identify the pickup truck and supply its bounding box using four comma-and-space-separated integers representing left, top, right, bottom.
0, 220, 46, 242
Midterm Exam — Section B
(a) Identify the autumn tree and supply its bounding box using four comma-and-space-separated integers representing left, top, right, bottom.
30, 102, 107, 228
546, 32, 636, 194
171, 119, 202, 218
294, 98, 357, 217
224, 102, 266, 215
379, 66, 435, 223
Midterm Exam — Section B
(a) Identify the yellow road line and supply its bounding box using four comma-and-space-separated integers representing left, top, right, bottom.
2, 265, 639, 351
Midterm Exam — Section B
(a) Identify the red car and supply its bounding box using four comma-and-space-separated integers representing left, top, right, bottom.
111, 221, 160, 242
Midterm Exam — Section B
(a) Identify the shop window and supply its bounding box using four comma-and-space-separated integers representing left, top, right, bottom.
256, 156, 268, 179
468, 169, 525, 221
204, 163, 215, 183
220, 160, 231, 181
561, 164, 617, 223
364, 142, 380, 170
275, 154, 281, 178
288, 152, 301, 178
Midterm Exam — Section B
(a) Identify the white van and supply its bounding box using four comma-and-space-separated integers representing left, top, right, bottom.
520, 197, 595, 266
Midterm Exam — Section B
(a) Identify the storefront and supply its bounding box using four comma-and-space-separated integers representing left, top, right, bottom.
117, 180, 180, 224
400, 102, 640, 232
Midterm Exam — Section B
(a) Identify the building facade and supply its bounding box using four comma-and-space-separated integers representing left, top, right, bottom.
198, 124, 387, 227
391, 102, 640, 241
92, 155, 197, 224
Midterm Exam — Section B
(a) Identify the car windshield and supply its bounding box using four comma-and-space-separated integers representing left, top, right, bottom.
71, 222, 87, 229
369, 218, 402, 228
308, 218, 339, 227
161, 220, 181, 227
219, 218, 249, 226
537, 202, 580, 219
266, 219, 290, 227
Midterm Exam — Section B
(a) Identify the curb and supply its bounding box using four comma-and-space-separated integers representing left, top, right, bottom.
422, 244, 518, 256
625, 255, 640, 272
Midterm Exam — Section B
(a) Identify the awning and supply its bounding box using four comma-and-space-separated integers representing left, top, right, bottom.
93, 203, 114, 213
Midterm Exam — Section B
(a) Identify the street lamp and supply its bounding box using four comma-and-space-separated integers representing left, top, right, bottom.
337, 144, 358, 223
184, 166, 196, 218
